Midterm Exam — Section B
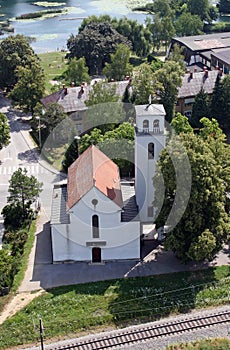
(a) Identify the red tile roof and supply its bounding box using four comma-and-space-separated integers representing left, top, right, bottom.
67, 145, 123, 210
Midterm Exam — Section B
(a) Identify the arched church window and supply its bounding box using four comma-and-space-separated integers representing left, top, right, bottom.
92, 215, 99, 238
143, 119, 149, 132
153, 119, 159, 128
148, 142, 154, 159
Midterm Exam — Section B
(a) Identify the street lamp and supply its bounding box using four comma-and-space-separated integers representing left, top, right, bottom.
35, 110, 45, 151
35, 116, 41, 150
74, 135, 81, 157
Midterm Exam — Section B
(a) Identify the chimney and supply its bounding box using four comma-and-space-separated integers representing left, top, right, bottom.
194, 68, 197, 73
189, 71, 193, 79
215, 65, 219, 70
125, 75, 130, 80
204, 69, 209, 78
71, 82, 75, 87
203, 66, 207, 71
64, 87, 68, 95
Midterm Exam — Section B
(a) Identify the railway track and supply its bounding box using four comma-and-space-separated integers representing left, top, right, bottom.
51, 310, 230, 350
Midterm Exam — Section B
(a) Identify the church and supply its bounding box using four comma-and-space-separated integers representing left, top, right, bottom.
50, 104, 166, 263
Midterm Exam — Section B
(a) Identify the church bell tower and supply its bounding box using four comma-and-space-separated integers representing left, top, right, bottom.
135, 104, 166, 223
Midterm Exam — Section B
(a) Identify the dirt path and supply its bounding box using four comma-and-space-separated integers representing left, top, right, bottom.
0, 290, 44, 325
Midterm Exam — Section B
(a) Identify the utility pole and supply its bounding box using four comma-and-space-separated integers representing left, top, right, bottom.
39, 318, 44, 350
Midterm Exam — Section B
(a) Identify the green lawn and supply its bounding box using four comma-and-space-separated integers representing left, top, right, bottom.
0, 265, 229, 348
38, 51, 67, 94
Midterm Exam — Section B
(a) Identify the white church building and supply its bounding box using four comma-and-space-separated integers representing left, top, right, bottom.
50, 104, 166, 263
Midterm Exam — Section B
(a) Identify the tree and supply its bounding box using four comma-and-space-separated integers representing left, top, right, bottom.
78, 15, 152, 57
171, 113, 193, 134
131, 63, 156, 105
9, 58, 45, 113
210, 75, 230, 132
103, 44, 133, 81
4, 168, 42, 221
0, 35, 39, 90
67, 22, 131, 75
146, 14, 175, 52
153, 132, 229, 262
219, 0, 230, 14
175, 12, 204, 36
187, 0, 210, 21
64, 57, 90, 86
191, 88, 210, 128
154, 60, 184, 122
84, 81, 125, 133
0, 112, 10, 150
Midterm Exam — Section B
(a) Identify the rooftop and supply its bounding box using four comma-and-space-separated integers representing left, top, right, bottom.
211, 48, 230, 66
178, 69, 221, 98
135, 104, 165, 117
121, 182, 139, 222
67, 145, 123, 210
172, 32, 230, 52
51, 183, 69, 225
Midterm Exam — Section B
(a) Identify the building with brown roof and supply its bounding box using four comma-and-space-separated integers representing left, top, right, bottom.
50, 103, 167, 263
51, 145, 140, 263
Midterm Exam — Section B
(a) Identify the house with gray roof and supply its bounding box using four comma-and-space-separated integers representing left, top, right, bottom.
176, 68, 223, 117
169, 32, 230, 70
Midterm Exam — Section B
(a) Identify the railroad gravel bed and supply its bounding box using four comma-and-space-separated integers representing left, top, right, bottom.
24, 305, 230, 350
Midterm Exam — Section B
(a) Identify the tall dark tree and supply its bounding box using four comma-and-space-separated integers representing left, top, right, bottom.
67, 22, 131, 75
211, 75, 230, 133
191, 88, 210, 128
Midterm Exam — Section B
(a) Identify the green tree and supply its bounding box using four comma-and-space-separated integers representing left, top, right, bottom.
188, 0, 217, 23
0, 35, 39, 91
175, 12, 204, 36
9, 58, 45, 113
219, 0, 230, 13
191, 88, 210, 128
171, 113, 193, 134
40, 102, 67, 136
131, 63, 156, 105
146, 14, 175, 52
210, 75, 230, 132
64, 57, 90, 86
103, 44, 133, 81
154, 60, 184, 122
154, 132, 229, 262
188, 229, 217, 261
4, 168, 42, 221
84, 81, 125, 133
0, 112, 10, 150
78, 15, 152, 57
67, 22, 131, 75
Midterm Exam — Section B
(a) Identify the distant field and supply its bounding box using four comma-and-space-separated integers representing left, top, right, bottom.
0, 265, 229, 349
38, 51, 67, 94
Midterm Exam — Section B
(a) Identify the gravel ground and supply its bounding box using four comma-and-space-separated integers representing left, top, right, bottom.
23, 305, 230, 350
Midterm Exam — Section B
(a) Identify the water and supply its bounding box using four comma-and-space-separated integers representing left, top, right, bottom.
0, 0, 148, 53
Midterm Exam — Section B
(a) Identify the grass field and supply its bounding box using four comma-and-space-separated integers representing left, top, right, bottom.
38, 51, 67, 94
0, 265, 229, 348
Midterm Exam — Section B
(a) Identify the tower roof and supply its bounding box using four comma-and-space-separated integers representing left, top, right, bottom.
67, 145, 123, 210
135, 104, 166, 117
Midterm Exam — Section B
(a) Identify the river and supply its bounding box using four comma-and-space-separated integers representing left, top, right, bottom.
0, 0, 148, 53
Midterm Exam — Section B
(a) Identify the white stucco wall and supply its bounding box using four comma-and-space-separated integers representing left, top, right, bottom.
135, 132, 165, 223
51, 187, 140, 262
